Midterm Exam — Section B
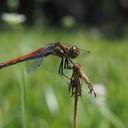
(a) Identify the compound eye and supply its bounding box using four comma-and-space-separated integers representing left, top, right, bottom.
72, 46, 76, 50
68, 45, 80, 59
72, 46, 78, 54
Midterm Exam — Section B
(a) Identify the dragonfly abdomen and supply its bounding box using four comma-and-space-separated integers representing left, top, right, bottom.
0, 47, 44, 69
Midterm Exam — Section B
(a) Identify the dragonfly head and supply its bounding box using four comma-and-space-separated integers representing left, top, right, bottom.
68, 45, 80, 59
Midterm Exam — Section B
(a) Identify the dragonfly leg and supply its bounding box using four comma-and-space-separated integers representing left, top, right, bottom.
58, 59, 63, 76
68, 57, 73, 64
64, 57, 73, 69
58, 58, 71, 80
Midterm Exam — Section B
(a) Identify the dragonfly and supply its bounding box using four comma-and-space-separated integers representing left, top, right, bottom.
0, 42, 90, 79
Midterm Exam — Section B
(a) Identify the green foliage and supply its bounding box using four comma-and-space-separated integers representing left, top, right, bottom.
0, 27, 128, 128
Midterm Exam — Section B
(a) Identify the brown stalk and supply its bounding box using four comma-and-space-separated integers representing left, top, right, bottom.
69, 63, 96, 128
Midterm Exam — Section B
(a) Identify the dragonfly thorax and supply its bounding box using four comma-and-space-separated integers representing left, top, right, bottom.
67, 46, 80, 59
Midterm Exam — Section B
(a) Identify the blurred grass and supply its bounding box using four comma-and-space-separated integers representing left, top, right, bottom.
0, 26, 128, 128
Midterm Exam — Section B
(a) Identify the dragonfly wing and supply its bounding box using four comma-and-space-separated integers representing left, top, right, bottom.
26, 57, 44, 73
79, 48, 91, 56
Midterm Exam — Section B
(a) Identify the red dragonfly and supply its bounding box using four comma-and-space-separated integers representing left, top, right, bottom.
0, 42, 90, 79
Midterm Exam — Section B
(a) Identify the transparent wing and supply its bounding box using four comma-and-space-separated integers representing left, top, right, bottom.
26, 57, 44, 73
79, 48, 91, 57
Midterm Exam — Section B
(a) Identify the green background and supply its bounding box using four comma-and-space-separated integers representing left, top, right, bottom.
0, 27, 128, 128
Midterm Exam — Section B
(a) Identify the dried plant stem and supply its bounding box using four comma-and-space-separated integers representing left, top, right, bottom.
74, 90, 78, 128
69, 63, 96, 128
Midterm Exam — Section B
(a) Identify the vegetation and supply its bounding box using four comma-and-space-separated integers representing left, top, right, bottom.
0, 27, 127, 128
